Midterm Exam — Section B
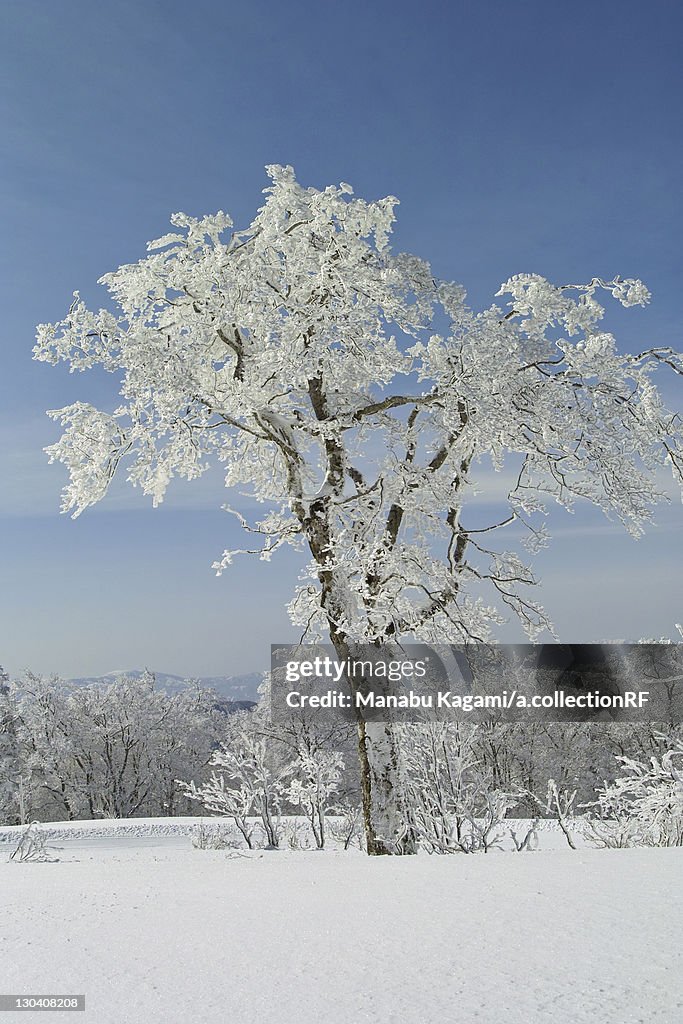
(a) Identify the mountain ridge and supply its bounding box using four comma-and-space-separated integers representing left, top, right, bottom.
67, 668, 263, 702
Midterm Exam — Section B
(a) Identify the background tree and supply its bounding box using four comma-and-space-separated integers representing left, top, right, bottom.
13, 672, 220, 821
34, 166, 683, 853
0, 668, 28, 825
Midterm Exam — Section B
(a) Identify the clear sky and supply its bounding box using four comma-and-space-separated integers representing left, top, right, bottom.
1, 0, 681, 679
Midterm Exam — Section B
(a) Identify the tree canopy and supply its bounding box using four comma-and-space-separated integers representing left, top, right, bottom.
35, 165, 683, 646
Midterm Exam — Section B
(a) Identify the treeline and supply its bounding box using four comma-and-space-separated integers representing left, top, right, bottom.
0, 668, 359, 831
0, 670, 223, 822
1, 668, 681, 851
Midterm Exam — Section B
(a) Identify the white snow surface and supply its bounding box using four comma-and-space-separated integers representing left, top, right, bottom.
1, 819, 681, 1024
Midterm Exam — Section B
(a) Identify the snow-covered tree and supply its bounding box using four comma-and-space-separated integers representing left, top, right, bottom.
14, 672, 219, 820
34, 166, 683, 853
586, 735, 683, 848
0, 669, 30, 825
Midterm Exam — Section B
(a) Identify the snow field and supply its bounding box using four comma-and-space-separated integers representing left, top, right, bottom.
1, 824, 681, 1024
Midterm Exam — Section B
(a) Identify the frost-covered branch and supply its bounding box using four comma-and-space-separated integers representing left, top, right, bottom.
34, 165, 683, 853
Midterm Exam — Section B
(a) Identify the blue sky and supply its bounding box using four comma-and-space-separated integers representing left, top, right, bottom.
1, 0, 681, 678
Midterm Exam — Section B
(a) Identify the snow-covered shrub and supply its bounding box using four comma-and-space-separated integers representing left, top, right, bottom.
585, 736, 683, 848
190, 820, 238, 850
527, 780, 580, 850
180, 712, 291, 849
403, 723, 518, 853
508, 818, 543, 852
182, 771, 257, 849
8, 821, 55, 863
328, 801, 365, 851
283, 819, 313, 850
286, 749, 345, 849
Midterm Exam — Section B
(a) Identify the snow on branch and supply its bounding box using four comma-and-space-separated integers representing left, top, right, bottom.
34, 166, 683, 646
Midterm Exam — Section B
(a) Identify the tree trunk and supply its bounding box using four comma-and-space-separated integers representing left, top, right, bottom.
356, 716, 417, 855
328, 633, 417, 855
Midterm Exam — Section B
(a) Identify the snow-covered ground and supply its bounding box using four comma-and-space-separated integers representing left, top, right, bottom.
1, 820, 681, 1024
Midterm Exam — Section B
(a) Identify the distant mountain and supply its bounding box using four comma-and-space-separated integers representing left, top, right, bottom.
67, 668, 263, 703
